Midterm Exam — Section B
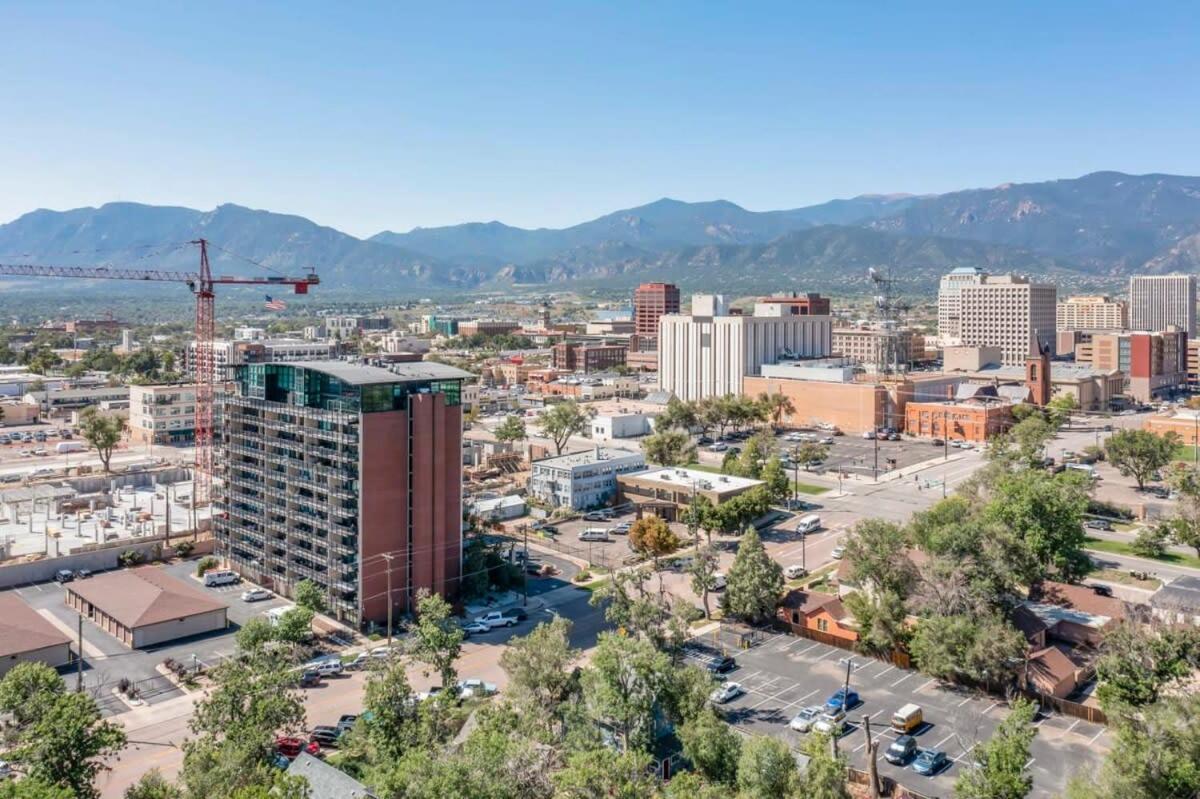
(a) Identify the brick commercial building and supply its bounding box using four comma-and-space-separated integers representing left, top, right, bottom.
551, 342, 627, 373
633, 283, 681, 338
904, 397, 1015, 443
616, 466, 764, 522
65, 567, 228, 648
1078, 328, 1188, 402
216, 360, 472, 628
755, 292, 832, 316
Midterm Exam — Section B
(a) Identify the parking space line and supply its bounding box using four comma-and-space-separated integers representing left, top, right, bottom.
957, 695, 975, 707
890, 672, 915, 688
983, 701, 1003, 715
873, 665, 895, 680
916, 678, 937, 693
952, 744, 977, 763
813, 648, 839, 663
779, 689, 819, 713
933, 732, 955, 749
1086, 727, 1106, 745
1063, 719, 1081, 737
1023, 758, 1036, 770
794, 642, 821, 658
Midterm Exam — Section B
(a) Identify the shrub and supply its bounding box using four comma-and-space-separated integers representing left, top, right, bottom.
574, 569, 591, 583
173, 541, 195, 558
117, 677, 131, 694
118, 550, 143, 568
195, 556, 219, 577
1132, 525, 1170, 559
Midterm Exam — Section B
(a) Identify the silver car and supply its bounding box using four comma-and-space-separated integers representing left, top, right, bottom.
789, 706, 822, 732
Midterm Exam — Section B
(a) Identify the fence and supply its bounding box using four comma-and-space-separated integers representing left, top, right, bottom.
1021, 689, 1108, 725
793, 624, 911, 669
84, 673, 184, 717
513, 532, 641, 572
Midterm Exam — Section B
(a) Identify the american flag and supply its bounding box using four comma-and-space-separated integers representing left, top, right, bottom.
264, 295, 287, 311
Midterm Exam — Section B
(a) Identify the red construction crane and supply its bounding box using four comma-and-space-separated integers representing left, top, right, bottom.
0, 239, 319, 505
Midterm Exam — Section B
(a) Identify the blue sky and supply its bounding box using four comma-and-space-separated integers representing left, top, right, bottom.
3, 1, 1198, 237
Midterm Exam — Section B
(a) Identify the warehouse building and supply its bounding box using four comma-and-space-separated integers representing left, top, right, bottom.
65, 567, 228, 648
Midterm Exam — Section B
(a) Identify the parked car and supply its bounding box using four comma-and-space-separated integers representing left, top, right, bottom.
538, 525, 558, 536
73, 568, 92, 579
1091, 584, 1114, 597
789, 706, 822, 733
309, 725, 342, 748
707, 442, 728, 452
784, 564, 808, 580
885, 734, 918, 765
579, 527, 611, 542
831, 546, 845, 559
461, 621, 490, 636
241, 588, 272, 602
456, 678, 499, 698
313, 660, 343, 677
911, 749, 949, 776
709, 681, 743, 704
1084, 518, 1112, 531
474, 611, 519, 629
862, 431, 875, 440
336, 714, 358, 735
824, 688, 859, 713
931, 439, 944, 446
611, 521, 632, 534
582, 511, 609, 521
785, 432, 804, 442
53, 569, 74, 584
298, 669, 322, 688
501, 608, 528, 623
712, 572, 727, 590
275, 737, 320, 760
813, 709, 846, 735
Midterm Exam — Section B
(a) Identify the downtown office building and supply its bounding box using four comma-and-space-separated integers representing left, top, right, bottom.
215, 360, 471, 629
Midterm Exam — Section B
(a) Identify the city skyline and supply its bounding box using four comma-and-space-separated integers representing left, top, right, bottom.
4, 2, 1199, 237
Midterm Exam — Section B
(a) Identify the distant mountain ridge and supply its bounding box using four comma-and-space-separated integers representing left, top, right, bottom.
1, 171, 1198, 295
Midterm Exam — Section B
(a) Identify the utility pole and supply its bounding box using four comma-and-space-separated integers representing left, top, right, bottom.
76, 613, 84, 692
873, 433, 879, 482
522, 525, 529, 607
164, 484, 171, 549
381, 553, 395, 648
843, 658, 852, 707
801, 531, 807, 572
943, 409, 950, 461
790, 444, 800, 509
864, 715, 881, 799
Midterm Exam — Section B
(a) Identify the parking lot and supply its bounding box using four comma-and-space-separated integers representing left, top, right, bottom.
707, 630, 1109, 798
773, 432, 959, 479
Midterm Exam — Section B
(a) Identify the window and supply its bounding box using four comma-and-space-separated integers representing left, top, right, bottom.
817, 618, 829, 632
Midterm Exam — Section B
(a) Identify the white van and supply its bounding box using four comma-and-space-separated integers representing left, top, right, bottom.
796, 514, 822, 535
202, 569, 239, 587
1065, 463, 1099, 479
712, 572, 727, 591
579, 527, 611, 542
55, 441, 86, 454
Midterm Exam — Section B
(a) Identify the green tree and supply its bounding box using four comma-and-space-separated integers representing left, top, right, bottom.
0, 662, 65, 726
660, 772, 726, 799
797, 731, 851, 799
407, 590, 464, 690
688, 543, 720, 620
553, 748, 656, 799
678, 708, 742, 785
123, 769, 182, 799
656, 396, 699, 432
360, 660, 423, 761
537, 401, 592, 455
789, 441, 830, 470
1131, 524, 1170, 559
493, 414, 527, 444
1046, 393, 1078, 428
629, 515, 681, 577
955, 698, 1037, 799
1095, 623, 1200, 711
78, 407, 126, 473
984, 468, 1091, 580
641, 428, 697, 467
0, 780, 73, 799
844, 589, 909, 657
842, 518, 916, 597
580, 632, 671, 752
292, 578, 327, 614
730, 432, 775, 478
273, 606, 315, 643
990, 414, 1055, 467
234, 617, 275, 652
11, 691, 126, 799
736, 735, 799, 799
723, 528, 784, 623
188, 656, 305, 754
909, 613, 1026, 687
757, 391, 795, 432
1105, 429, 1179, 490
760, 455, 790, 503
498, 615, 578, 731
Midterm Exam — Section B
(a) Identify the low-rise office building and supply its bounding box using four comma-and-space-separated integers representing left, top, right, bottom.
904, 396, 1015, 442
129, 384, 198, 444
65, 567, 228, 648
590, 413, 654, 441
0, 593, 72, 676
528, 447, 645, 510
616, 466, 764, 521
552, 342, 627, 373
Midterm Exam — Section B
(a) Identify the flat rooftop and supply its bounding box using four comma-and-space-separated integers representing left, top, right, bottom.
623, 466, 764, 492
534, 447, 643, 468
287, 360, 474, 385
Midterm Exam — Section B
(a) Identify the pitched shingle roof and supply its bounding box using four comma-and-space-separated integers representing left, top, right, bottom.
287, 752, 375, 798
1028, 580, 1127, 621
0, 592, 70, 658
66, 567, 226, 628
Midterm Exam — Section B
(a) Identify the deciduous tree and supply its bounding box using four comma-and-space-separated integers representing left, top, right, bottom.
678, 708, 741, 785
292, 578, 327, 614
724, 528, 783, 623
1105, 429, 1179, 490
407, 590, 464, 690
641, 428, 696, 467
499, 615, 579, 729
955, 698, 1037, 799
79, 407, 125, 473
537, 401, 591, 455
736, 735, 799, 799
494, 414, 527, 444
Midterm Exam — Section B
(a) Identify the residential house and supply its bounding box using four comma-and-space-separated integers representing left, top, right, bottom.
777, 589, 858, 644
1149, 576, 1200, 625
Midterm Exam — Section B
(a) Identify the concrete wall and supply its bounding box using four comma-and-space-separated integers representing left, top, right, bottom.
133, 608, 228, 648
0, 538, 167, 589
0, 642, 72, 677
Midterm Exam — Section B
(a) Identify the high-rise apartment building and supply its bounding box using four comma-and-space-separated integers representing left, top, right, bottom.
958, 275, 1057, 366
657, 294, 832, 401
1056, 296, 1127, 331
937, 267, 988, 346
633, 283, 681, 337
216, 360, 472, 629
1129, 275, 1196, 337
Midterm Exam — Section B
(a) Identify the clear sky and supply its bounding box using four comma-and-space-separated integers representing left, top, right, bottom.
3, 1, 1198, 237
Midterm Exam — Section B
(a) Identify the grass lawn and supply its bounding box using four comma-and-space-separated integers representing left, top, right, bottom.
1173, 445, 1200, 463
1086, 566, 1163, 591
1085, 536, 1200, 570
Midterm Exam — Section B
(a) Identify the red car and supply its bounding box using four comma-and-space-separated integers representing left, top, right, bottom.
275, 736, 320, 760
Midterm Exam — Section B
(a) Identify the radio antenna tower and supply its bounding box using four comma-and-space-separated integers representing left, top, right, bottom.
867, 266, 911, 375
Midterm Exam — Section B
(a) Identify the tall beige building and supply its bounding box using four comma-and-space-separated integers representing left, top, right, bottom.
657, 295, 832, 401
937, 267, 988, 346
959, 275, 1057, 366
1056, 296, 1127, 331
1129, 274, 1196, 337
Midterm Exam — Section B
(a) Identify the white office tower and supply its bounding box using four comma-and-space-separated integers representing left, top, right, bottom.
959, 274, 1057, 366
657, 294, 832, 401
937, 267, 987, 346
1129, 274, 1196, 337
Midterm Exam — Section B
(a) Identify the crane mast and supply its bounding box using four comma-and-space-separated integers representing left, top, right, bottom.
0, 240, 319, 506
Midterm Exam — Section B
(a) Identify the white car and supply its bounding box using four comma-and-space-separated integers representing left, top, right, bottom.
813, 708, 846, 735
707, 442, 728, 452
862, 431, 875, 440
784, 432, 803, 442
709, 682, 744, 704
831, 546, 846, 559
819, 437, 835, 445
313, 659, 344, 677
461, 621, 490, 636
789, 706, 822, 732
240, 588, 272, 602
712, 572, 727, 591
784, 564, 809, 580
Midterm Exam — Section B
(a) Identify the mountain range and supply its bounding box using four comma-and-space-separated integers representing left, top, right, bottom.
2, 171, 1198, 295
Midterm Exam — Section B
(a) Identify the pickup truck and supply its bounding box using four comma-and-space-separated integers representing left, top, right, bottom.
473, 611, 519, 629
